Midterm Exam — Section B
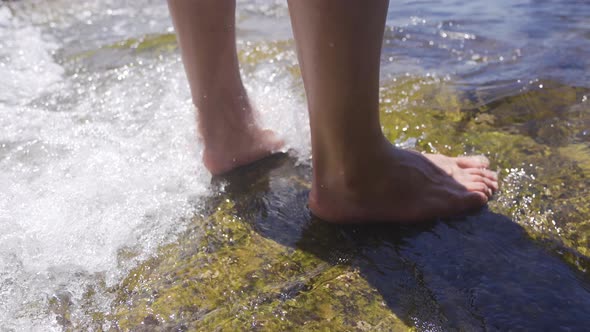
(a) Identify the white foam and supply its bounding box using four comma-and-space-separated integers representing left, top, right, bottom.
0, 9, 209, 330
0, 65, 209, 332
0, 6, 63, 105
0, 1, 308, 329
247, 59, 312, 162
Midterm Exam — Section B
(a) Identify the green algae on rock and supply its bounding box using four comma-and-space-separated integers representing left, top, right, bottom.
108, 197, 410, 331
100, 77, 589, 330
60, 37, 590, 328
111, 34, 178, 53
379, 78, 590, 271
66, 33, 179, 64
379, 78, 465, 155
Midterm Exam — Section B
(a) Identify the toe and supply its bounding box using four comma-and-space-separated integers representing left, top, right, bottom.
466, 171, 499, 192
462, 191, 488, 211
465, 181, 493, 198
456, 155, 490, 169
483, 177, 498, 192
467, 168, 498, 181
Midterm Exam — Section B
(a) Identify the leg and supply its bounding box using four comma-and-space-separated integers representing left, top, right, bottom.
287, 0, 498, 223
167, 0, 282, 175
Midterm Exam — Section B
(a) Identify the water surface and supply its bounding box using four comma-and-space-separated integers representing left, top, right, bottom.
0, 0, 589, 330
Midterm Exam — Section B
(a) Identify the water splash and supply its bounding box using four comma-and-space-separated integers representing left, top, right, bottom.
0, 1, 311, 328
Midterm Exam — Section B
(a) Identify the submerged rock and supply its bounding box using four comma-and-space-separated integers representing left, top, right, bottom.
64, 35, 590, 330
379, 77, 590, 271
106, 156, 410, 331
99, 152, 590, 331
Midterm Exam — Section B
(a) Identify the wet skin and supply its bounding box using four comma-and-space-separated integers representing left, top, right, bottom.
167, 0, 498, 223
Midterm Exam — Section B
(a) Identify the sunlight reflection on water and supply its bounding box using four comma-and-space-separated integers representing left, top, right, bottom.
0, 0, 588, 329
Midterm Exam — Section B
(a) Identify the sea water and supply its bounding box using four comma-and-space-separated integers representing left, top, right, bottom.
1, 0, 589, 329
0, 1, 307, 329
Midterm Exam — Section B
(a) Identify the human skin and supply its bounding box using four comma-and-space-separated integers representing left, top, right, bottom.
167, 0, 498, 223
167, 0, 283, 175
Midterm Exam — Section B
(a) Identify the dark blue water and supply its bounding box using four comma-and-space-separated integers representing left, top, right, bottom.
384, 0, 590, 88
1, 0, 589, 330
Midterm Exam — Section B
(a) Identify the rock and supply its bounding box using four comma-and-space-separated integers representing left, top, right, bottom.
65, 36, 590, 330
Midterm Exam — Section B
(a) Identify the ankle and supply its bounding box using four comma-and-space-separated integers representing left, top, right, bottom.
201, 127, 282, 175
312, 133, 391, 190
196, 98, 257, 145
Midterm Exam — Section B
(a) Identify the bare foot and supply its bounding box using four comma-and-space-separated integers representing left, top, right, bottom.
309, 140, 498, 223
196, 93, 284, 175
202, 126, 283, 176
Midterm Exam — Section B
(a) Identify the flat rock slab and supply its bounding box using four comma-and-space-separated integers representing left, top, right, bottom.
97, 153, 590, 331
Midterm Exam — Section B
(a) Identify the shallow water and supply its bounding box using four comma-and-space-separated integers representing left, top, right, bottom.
0, 0, 589, 330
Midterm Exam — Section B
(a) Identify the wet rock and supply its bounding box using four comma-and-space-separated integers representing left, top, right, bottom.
106, 159, 409, 330
72, 42, 590, 330
101, 150, 590, 330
